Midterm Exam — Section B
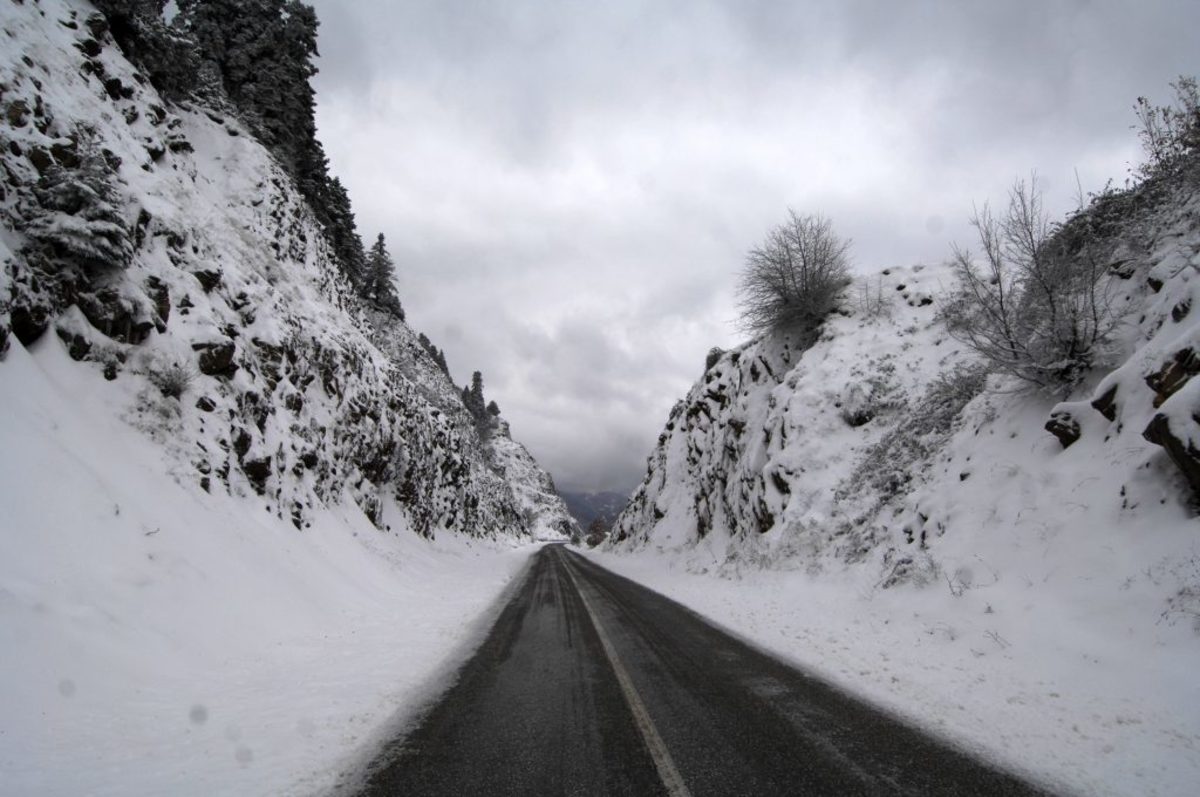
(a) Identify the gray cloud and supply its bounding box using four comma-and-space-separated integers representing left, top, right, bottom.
307, 0, 1199, 492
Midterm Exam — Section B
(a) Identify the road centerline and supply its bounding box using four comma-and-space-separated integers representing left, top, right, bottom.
561, 550, 693, 797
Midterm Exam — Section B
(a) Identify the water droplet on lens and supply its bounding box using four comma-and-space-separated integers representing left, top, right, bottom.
235, 745, 253, 765
58, 679, 76, 697
189, 705, 208, 724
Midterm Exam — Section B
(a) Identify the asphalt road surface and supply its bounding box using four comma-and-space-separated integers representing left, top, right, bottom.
356, 545, 1046, 796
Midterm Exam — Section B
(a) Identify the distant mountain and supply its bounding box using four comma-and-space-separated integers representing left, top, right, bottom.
560, 490, 630, 530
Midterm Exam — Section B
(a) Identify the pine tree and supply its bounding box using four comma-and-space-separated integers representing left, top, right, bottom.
173, 2, 368, 286
93, 0, 200, 100
463, 371, 497, 437
465, 371, 486, 420
363, 233, 403, 316
322, 177, 364, 287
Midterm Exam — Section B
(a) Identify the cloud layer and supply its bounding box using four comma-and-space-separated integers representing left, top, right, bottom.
308, 0, 1198, 492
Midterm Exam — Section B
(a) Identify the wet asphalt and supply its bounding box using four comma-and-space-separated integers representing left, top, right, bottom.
355, 545, 1048, 796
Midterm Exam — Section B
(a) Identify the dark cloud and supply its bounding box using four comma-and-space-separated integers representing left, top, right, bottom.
307, 0, 1199, 492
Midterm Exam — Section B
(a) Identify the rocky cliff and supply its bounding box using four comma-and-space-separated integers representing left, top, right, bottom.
0, 0, 574, 542
612, 157, 1200, 605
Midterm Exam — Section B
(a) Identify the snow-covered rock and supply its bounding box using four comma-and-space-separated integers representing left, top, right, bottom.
485, 419, 580, 541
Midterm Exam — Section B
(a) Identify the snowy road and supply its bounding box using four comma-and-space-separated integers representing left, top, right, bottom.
355, 545, 1045, 796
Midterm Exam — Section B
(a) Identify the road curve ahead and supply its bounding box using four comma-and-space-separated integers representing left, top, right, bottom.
356, 545, 1046, 796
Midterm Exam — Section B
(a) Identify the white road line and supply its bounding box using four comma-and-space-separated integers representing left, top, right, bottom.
562, 554, 693, 797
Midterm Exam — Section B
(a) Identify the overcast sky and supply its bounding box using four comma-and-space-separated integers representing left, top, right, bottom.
307, 0, 1199, 494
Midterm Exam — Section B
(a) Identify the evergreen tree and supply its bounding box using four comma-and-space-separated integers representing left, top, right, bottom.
465, 371, 486, 420
363, 233, 403, 316
486, 400, 501, 416
93, 0, 200, 100
176, 0, 321, 179
176, 1, 362, 278
321, 177, 364, 287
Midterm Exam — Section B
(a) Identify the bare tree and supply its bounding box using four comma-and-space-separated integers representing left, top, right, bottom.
737, 210, 851, 335
941, 176, 1120, 391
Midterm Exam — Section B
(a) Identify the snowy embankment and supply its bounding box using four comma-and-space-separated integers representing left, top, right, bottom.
584, 546, 1199, 797
604, 179, 1200, 794
0, 341, 537, 797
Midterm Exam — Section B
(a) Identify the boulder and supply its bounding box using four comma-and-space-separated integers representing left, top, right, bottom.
55, 327, 90, 361
192, 340, 237, 378
242, 456, 272, 495
6, 99, 30, 128
49, 138, 79, 168
10, 304, 50, 345
1045, 408, 1081, 448
191, 269, 222, 293
79, 291, 154, 345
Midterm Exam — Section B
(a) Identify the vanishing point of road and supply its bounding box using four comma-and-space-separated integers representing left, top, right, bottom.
355, 544, 1046, 796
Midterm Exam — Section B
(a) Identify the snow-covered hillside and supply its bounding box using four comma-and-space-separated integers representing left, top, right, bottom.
0, 0, 576, 540
486, 419, 580, 540
0, 0, 573, 792
607, 163, 1200, 792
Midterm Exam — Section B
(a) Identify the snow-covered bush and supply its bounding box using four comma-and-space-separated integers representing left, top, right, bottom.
1134, 76, 1200, 182
940, 177, 1121, 392
147, 361, 197, 399
737, 210, 851, 336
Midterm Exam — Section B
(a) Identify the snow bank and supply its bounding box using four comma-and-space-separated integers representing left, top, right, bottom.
0, 337, 537, 796
584, 546, 1200, 797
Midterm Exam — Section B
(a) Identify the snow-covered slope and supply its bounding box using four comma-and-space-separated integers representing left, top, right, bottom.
608, 171, 1200, 792
0, 338, 535, 796
0, 1, 567, 792
0, 0, 560, 539
485, 419, 580, 540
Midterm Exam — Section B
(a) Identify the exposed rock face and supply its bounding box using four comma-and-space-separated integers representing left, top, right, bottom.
611, 264, 967, 566
611, 163, 1200, 578
1146, 347, 1200, 407
1143, 407, 1200, 500
0, 0, 558, 542
193, 340, 237, 377
484, 419, 580, 541
1091, 384, 1120, 422
1142, 365, 1200, 501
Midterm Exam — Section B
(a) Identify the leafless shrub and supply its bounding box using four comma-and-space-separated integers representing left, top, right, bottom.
737, 210, 851, 336
149, 361, 197, 399
853, 274, 890, 320
1134, 76, 1200, 182
940, 176, 1122, 392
